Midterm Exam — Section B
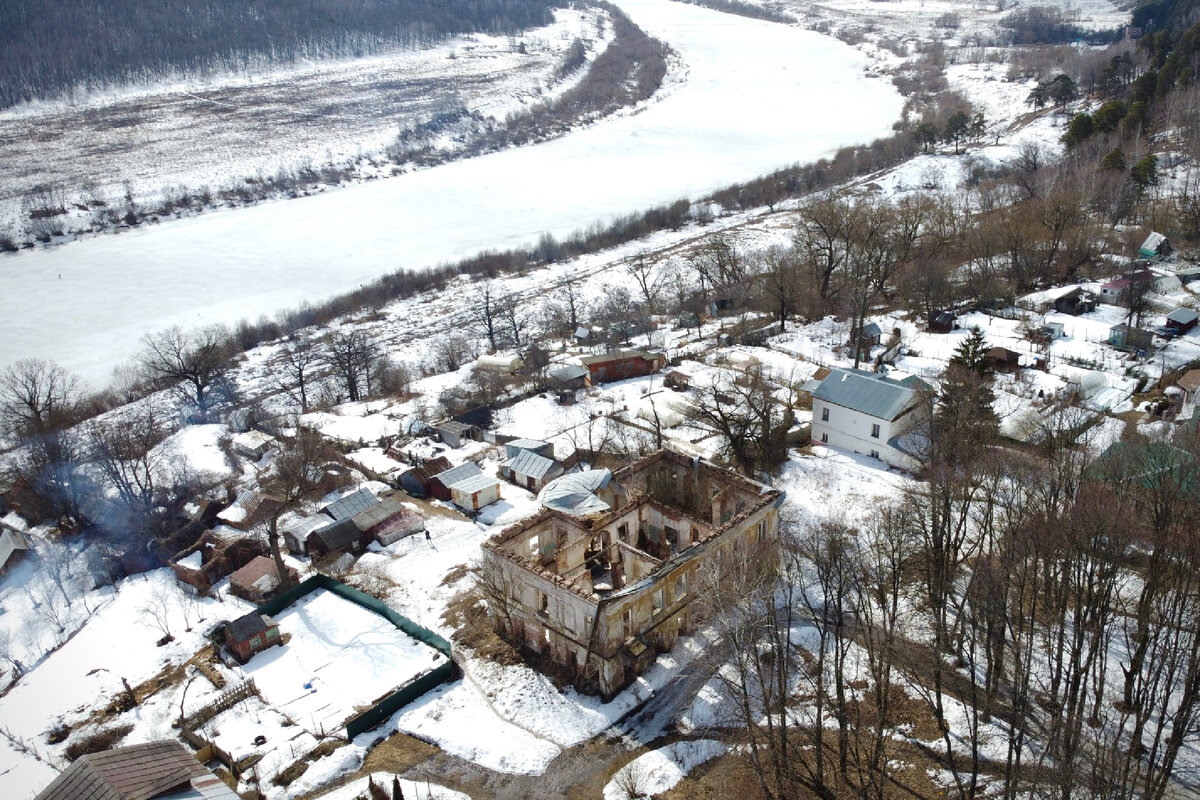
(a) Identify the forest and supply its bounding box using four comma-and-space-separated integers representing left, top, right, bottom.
0, 0, 567, 108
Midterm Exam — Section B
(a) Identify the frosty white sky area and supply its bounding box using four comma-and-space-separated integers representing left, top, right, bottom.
0, 0, 902, 388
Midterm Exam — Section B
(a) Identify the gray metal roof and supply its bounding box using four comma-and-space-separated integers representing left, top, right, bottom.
350, 496, 410, 531
1168, 307, 1199, 324
227, 611, 274, 641
449, 473, 500, 495
324, 488, 379, 521
503, 450, 556, 480
548, 364, 588, 381
506, 438, 549, 452
813, 368, 921, 421
861, 322, 882, 338
538, 469, 612, 516
433, 462, 482, 487
0, 526, 31, 571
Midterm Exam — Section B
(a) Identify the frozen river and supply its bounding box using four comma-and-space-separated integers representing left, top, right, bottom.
0, 0, 902, 387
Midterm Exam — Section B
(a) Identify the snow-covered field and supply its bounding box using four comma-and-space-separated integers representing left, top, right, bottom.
241, 588, 448, 735
0, 6, 608, 235
0, 0, 902, 388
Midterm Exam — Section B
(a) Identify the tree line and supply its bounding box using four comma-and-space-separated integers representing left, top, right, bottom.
0, 0, 566, 108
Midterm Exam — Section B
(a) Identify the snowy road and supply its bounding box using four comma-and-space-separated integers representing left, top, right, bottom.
0, 0, 901, 387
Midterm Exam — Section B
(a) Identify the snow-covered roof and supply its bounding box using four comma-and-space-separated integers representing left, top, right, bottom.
174, 550, 203, 571
538, 469, 612, 516
813, 368, 924, 421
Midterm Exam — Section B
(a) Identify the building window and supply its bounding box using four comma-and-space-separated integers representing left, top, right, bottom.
871, 423, 880, 439
820, 406, 829, 422
757, 519, 768, 542
585, 615, 594, 631
677, 571, 688, 599
528, 535, 539, 556
870, 450, 880, 459
821, 433, 828, 443
622, 609, 634, 638
652, 588, 664, 616
538, 591, 549, 616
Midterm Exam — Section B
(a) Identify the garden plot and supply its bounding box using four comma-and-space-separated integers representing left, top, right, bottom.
240, 589, 447, 735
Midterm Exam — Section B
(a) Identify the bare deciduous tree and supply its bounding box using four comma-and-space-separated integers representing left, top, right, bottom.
139, 325, 232, 422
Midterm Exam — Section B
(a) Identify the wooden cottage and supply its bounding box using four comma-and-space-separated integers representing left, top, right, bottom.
225, 612, 282, 664
1052, 287, 1097, 316
1164, 307, 1199, 336
429, 462, 484, 502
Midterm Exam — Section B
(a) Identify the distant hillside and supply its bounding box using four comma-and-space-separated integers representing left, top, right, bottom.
1133, 0, 1200, 34
0, 0, 566, 108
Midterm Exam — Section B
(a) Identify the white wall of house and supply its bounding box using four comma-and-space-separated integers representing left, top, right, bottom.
812, 398, 920, 470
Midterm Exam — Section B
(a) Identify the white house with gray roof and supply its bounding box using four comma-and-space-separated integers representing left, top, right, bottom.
811, 368, 931, 470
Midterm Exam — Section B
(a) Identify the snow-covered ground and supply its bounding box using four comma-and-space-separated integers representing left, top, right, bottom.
240, 588, 448, 735
0, 6, 609, 236
0, 0, 902, 387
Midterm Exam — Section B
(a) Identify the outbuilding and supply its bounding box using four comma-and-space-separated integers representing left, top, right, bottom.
225, 612, 282, 664
229, 555, 297, 603
1165, 307, 1199, 336
448, 472, 502, 512
1109, 323, 1154, 351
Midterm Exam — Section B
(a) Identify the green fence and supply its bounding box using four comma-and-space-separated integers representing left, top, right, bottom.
256, 574, 454, 737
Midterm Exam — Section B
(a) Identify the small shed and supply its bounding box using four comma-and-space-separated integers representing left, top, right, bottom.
229, 555, 297, 603
928, 310, 957, 333
232, 430, 277, 460
225, 612, 282, 664
306, 518, 371, 557
448, 472, 502, 512
398, 455, 453, 498
1109, 323, 1154, 351
476, 354, 523, 374
282, 515, 327, 555
352, 496, 425, 545
1178, 369, 1200, 406
548, 364, 589, 391
988, 347, 1023, 373
1052, 288, 1097, 316
1139, 232, 1171, 259
429, 462, 484, 502
0, 525, 32, 575
499, 449, 564, 492
1165, 308, 1199, 336
437, 420, 480, 449
504, 438, 554, 460
579, 349, 664, 384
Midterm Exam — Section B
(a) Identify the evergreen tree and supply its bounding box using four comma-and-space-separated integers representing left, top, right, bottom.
935, 328, 999, 463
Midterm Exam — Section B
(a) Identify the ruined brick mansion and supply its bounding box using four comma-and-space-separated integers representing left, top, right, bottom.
480, 449, 784, 699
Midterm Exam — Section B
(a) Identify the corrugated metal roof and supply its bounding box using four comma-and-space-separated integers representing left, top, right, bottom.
351, 496, 409, 530
549, 364, 588, 381
813, 368, 920, 421
450, 473, 500, 495
506, 438, 549, 452
503, 450, 556, 480
310, 518, 364, 552
538, 469, 612, 516
433, 463, 482, 487
1168, 307, 1199, 324
324, 488, 379, 521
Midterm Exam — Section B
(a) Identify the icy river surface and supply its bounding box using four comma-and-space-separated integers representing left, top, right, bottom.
0, 0, 902, 386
